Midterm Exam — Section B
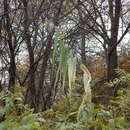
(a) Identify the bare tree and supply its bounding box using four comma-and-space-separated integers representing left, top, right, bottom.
77, 0, 130, 81
2, 0, 24, 91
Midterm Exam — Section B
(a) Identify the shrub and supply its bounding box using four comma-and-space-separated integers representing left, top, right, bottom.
0, 86, 44, 130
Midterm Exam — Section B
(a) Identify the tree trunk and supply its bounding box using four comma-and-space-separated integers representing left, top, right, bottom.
4, 0, 16, 92
106, 44, 118, 97
8, 55, 16, 91
81, 33, 86, 65
106, 0, 121, 81
107, 45, 118, 81
22, 0, 36, 109
36, 32, 54, 112
25, 67, 36, 109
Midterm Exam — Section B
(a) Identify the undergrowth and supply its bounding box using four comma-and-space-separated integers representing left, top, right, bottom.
0, 87, 44, 130
0, 69, 130, 130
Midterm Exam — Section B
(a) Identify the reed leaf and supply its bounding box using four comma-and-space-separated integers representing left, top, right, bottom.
67, 51, 77, 94
77, 64, 92, 121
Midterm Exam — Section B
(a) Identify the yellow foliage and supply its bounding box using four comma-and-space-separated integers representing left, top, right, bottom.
63, 1, 72, 8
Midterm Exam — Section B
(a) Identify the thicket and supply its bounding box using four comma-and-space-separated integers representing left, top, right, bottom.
0, 37, 130, 130
0, 67, 130, 129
